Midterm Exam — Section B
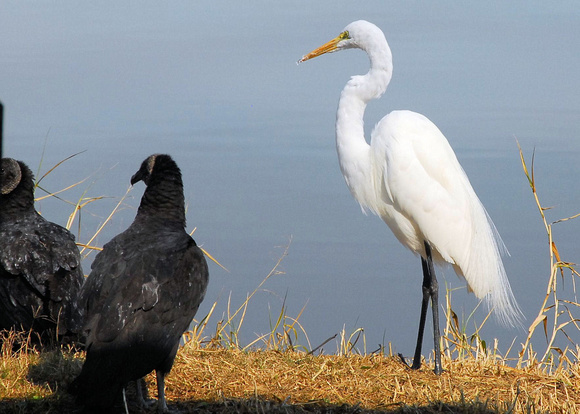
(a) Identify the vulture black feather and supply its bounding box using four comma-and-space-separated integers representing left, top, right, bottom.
70, 154, 209, 413
0, 158, 84, 343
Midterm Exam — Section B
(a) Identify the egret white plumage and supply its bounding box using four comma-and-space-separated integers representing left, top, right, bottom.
299, 20, 522, 374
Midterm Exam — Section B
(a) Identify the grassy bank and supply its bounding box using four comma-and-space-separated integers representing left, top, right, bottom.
0, 331, 578, 413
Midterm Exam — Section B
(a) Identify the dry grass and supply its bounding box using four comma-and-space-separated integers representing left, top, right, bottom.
0, 332, 579, 413
0, 331, 82, 413
1, 147, 580, 413
164, 343, 580, 413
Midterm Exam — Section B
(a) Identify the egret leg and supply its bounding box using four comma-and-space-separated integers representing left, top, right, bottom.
411, 241, 442, 375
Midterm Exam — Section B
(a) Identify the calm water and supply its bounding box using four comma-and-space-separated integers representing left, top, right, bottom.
2, 2, 580, 358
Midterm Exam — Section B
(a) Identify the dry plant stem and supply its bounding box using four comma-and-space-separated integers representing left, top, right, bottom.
206, 236, 312, 353
65, 192, 106, 232
441, 285, 495, 365
35, 148, 85, 189
35, 178, 90, 203
517, 142, 580, 368
199, 246, 228, 272
338, 326, 365, 356
31, 150, 89, 218
259, 297, 310, 352
182, 300, 218, 347
517, 144, 556, 366
77, 185, 132, 256
213, 237, 292, 348
188, 227, 229, 271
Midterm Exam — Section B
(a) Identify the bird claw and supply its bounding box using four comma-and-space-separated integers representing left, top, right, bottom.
398, 353, 443, 375
397, 353, 414, 369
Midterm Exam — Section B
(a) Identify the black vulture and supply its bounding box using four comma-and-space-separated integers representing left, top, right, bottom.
0, 158, 84, 344
71, 154, 209, 413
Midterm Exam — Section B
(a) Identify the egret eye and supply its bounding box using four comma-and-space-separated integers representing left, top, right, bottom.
339, 30, 350, 40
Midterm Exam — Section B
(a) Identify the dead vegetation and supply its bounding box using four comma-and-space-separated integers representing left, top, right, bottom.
0, 330, 579, 413
164, 344, 579, 413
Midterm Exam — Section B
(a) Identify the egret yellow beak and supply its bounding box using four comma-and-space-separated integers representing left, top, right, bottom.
298, 31, 349, 63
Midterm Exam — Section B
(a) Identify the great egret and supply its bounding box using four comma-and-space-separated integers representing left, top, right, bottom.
299, 20, 521, 374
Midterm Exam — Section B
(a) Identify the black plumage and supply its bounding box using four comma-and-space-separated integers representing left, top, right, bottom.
71, 154, 209, 413
0, 158, 84, 343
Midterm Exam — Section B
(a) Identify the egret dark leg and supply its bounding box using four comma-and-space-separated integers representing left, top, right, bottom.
411, 241, 442, 375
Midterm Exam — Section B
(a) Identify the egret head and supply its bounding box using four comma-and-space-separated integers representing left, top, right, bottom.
298, 20, 386, 63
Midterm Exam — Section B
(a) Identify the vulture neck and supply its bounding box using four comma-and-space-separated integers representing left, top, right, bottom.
135, 172, 186, 227
0, 174, 36, 221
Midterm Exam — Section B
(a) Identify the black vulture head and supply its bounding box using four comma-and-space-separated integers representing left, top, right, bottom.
1, 158, 36, 214
131, 154, 182, 187
131, 154, 157, 186
130, 154, 185, 224
0, 158, 23, 195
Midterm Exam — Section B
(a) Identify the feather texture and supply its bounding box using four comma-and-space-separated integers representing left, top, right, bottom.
0, 158, 84, 342
70, 154, 209, 412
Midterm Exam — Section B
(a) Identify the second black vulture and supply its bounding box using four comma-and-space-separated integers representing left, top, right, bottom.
0, 158, 84, 344
70, 154, 209, 413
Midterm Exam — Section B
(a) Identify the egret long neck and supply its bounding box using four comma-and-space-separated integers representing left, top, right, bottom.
335, 62, 392, 206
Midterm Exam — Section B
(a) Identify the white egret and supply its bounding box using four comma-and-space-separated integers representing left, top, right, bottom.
299, 20, 522, 374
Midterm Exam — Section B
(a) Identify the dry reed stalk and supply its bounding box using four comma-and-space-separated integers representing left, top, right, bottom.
207, 238, 299, 350
516, 143, 580, 371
